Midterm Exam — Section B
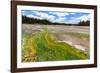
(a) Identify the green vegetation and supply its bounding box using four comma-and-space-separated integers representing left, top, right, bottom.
22, 29, 89, 62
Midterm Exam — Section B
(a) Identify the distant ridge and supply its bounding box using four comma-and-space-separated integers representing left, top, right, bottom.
22, 16, 90, 26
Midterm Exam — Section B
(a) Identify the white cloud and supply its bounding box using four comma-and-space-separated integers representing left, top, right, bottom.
46, 15, 55, 22
53, 17, 67, 23
35, 11, 49, 18
26, 14, 34, 18
77, 14, 90, 21
54, 17, 79, 24
26, 14, 43, 20
66, 19, 80, 24
49, 12, 70, 17
32, 11, 56, 21
22, 11, 26, 15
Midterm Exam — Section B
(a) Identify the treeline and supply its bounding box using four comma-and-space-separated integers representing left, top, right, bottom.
22, 16, 90, 26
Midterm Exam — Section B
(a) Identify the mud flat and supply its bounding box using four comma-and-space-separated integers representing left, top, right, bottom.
22, 24, 90, 54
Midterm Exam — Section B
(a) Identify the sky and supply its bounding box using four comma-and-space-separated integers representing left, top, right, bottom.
22, 10, 90, 24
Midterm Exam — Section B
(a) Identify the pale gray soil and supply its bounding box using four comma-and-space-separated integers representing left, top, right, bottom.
22, 24, 89, 34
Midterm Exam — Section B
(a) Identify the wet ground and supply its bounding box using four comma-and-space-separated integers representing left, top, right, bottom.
22, 24, 90, 54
